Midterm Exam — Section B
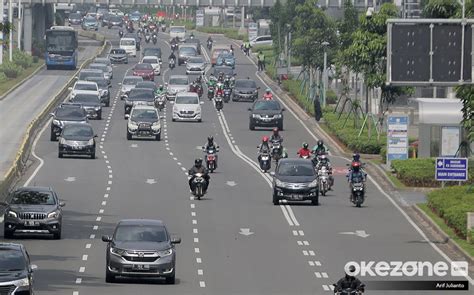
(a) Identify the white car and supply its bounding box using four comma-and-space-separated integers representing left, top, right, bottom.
166, 75, 189, 101
169, 26, 186, 41
172, 92, 201, 122
250, 35, 273, 47
185, 56, 206, 75
109, 9, 124, 16
68, 81, 99, 99
120, 38, 137, 57
141, 56, 161, 75
120, 76, 143, 99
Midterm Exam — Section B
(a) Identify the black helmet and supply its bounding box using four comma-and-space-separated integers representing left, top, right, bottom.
345, 265, 356, 279
195, 158, 203, 166
302, 142, 309, 149
317, 140, 324, 147
207, 136, 213, 142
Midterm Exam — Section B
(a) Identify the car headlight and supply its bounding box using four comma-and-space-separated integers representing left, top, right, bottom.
152, 122, 161, 130
59, 137, 67, 145
15, 277, 30, 287
309, 179, 319, 188
110, 247, 126, 256
47, 210, 60, 219
87, 139, 94, 145
52, 119, 62, 126
95, 106, 101, 111
102, 90, 108, 96
128, 121, 138, 130
275, 179, 285, 187
274, 114, 282, 119
157, 248, 173, 257
252, 114, 258, 118
196, 107, 201, 114
7, 210, 17, 218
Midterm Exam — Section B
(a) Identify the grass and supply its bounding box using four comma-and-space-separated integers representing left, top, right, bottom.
0, 60, 44, 96
418, 203, 474, 257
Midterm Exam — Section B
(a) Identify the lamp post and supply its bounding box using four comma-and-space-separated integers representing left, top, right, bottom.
286, 24, 291, 75
322, 41, 329, 107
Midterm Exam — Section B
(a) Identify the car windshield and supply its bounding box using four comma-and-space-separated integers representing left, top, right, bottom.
128, 89, 154, 101
142, 58, 157, 64
63, 125, 93, 137
73, 94, 99, 103
87, 79, 108, 87
75, 83, 97, 91
0, 250, 26, 271
110, 49, 126, 54
131, 109, 158, 120
123, 77, 142, 85
84, 18, 96, 23
89, 64, 106, 71
170, 27, 185, 33
254, 101, 280, 110
180, 47, 196, 54
136, 83, 155, 89
109, 16, 122, 22
69, 13, 81, 19
188, 57, 203, 63
79, 71, 102, 79
169, 77, 188, 85
95, 58, 110, 65
219, 53, 233, 59
144, 48, 161, 57
131, 12, 141, 17
56, 107, 85, 118
176, 95, 198, 104
120, 39, 135, 46
10, 190, 55, 205
115, 225, 167, 242
236, 80, 256, 88
135, 64, 152, 70
277, 163, 315, 176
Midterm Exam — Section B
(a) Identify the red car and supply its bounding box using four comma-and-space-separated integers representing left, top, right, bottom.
133, 63, 154, 81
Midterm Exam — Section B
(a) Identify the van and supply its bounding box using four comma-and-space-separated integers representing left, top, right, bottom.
120, 38, 136, 57
211, 45, 230, 66
170, 26, 186, 41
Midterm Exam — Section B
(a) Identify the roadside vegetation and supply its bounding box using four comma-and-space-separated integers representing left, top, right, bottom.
196, 27, 248, 41
0, 50, 43, 96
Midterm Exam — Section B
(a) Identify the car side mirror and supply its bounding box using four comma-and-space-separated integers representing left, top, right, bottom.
200, 101, 204, 105
125, 114, 130, 119
68, 87, 73, 91
248, 108, 252, 111
101, 235, 112, 242
282, 108, 285, 111
49, 112, 55, 117
94, 134, 98, 138
170, 235, 181, 244
59, 201, 66, 207
30, 264, 38, 272
74, 77, 78, 80
270, 171, 275, 176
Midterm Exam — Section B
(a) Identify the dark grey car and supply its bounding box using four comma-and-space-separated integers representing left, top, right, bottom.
233, 79, 259, 102
2, 186, 65, 239
248, 99, 284, 130
50, 103, 88, 141
0, 243, 37, 294
70, 93, 102, 120
271, 158, 319, 205
124, 88, 156, 118
102, 219, 181, 284
108, 48, 128, 64
108, 15, 123, 28
85, 77, 111, 106
58, 123, 97, 159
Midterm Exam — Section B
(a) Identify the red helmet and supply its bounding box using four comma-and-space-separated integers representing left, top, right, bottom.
262, 136, 269, 142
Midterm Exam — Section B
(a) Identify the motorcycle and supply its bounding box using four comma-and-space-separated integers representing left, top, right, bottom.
215, 95, 223, 111
161, 24, 166, 32
169, 58, 175, 69
203, 146, 219, 172
145, 35, 151, 43
223, 87, 231, 103
270, 141, 282, 162
171, 43, 178, 52
191, 173, 206, 200
155, 94, 166, 111
332, 284, 365, 295
118, 30, 124, 38
152, 34, 157, 45
258, 151, 271, 172
350, 180, 365, 207
207, 40, 212, 50
195, 83, 203, 97
207, 85, 215, 100
318, 166, 330, 196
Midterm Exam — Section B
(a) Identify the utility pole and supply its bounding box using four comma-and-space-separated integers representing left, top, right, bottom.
322, 41, 329, 107
287, 24, 291, 75
17, 0, 21, 51
9, 0, 13, 61
0, 0, 3, 64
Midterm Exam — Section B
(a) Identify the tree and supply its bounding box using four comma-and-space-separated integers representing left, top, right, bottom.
269, 0, 287, 54
338, 0, 359, 51
422, 0, 460, 17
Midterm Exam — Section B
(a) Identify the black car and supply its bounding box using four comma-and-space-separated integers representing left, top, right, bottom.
85, 76, 111, 107
108, 15, 123, 28
68, 12, 82, 25
271, 158, 319, 205
136, 81, 158, 93
0, 243, 37, 293
2, 186, 65, 239
58, 123, 97, 159
124, 33, 141, 51
124, 88, 156, 118
101, 13, 111, 27
233, 79, 259, 102
102, 219, 181, 284
212, 66, 234, 77
50, 103, 88, 141
184, 38, 201, 54
70, 93, 102, 120
141, 47, 162, 62
248, 99, 284, 130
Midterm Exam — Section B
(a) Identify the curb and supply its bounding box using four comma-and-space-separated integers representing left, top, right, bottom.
412, 204, 474, 265
0, 63, 46, 101
0, 32, 109, 200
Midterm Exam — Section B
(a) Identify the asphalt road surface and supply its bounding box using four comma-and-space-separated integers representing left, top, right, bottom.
3, 27, 472, 295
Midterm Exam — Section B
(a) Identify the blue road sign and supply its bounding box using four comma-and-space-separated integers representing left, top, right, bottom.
435, 158, 468, 181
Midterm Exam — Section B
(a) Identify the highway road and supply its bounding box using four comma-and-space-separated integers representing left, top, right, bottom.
0, 35, 102, 181
2, 27, 472, 295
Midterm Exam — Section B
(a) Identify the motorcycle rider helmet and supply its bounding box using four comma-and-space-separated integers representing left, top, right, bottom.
262, 136, 269, 143
345, 265, 356, 279
353, 153, 360, 162
351, 161, 361, 172
320, 155, 328, 164
302, 142, 309, 149
265, 88, 271, 94
207, 136, 214, 144
195, 158, 203, 167
159, 84, 163, 91
272, 127, 279, 136
317, 139, 324, 147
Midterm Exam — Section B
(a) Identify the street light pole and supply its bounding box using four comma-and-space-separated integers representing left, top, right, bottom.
287, 25, 291, 75
322, 41, 329, 107
9, 0, 13, 61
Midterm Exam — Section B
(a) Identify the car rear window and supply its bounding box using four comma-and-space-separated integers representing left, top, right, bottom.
169, 77, 188, 85
176, 95, 198, 104
75, 83, 97, 91
135, 63, 153, 70
110, 49, 126, 54
123, 77, 142, 85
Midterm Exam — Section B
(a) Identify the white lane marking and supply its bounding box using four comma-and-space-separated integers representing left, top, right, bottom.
322, 272, 328, 278
177, 162, 182, 165
198, 269, 203, 275
309, 250, 315, 256
284, 205, 300, 226
189, 196, 194, 200
96, 217, 102, 222
303, 241, 309, 246
79, 267, 85, 273
101, 201, 106, 206
308, 261, 315, 266
106, 187, 111, 191
315, 272, 322, 278
181, 167, 186, 171
104, 194, 109, 198
315, 261, 322, 266
169, 152, 173, 156
191, 211, 196, 216
105, 160, 109, 164
193, 228, 198, 234
293, 230, 298, 236
24, 118, 51, 186
93, 225, 99, 230
86, 244, 91, 249
73, 291, 79, 295
82, 255, 88, 261
303, 250, 309, 256
89, 234, 95, 239
322, 285, 330, 291
191, 204, 195, 208
192, 219, 197, 224
75, 278, 82, 284
297, 241, 303, 246
299, 230, 305, 236
194, 248, 200, 253
196, 257, 202, 263
108, 180, 112, 184
173, 157, 177, 161
199, 281, 206, 287
194, 237, 199, 243
103, 155, 107, 159
99, 209, 104, 214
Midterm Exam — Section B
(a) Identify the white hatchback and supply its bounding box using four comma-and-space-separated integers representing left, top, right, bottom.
172, 92, 201, 122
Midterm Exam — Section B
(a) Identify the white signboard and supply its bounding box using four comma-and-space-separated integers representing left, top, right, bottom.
195, 10, 204, 27
441, 126, 460, 157
387, 115, 409, 164
248, 22, 258, 41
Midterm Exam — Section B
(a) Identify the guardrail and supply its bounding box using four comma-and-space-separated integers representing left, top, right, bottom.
0, 31, 110, 200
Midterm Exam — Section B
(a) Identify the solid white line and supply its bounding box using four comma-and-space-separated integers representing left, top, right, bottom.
198, 269, 203, 275
196, 257, 202, 263
285, 205, 300, 226
75, 278, 82, 284
24, 118, 51, 186
79, 267, 85, 273
199, 281, 206, 287
82, 255, 88, 261
85, 244, 91, 249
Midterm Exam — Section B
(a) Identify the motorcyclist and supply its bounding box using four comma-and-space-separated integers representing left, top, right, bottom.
352, 153, 361, 163
297, 142, 312, 158
208, 73, 217, 83
316, 154, 334, 188
258, 136, 271, 155
215, 82, 224, 97
263, 88, 273, 100
230, 44, 234, 55
190, 32, 195, 39
204, 136, 219, 168
312, 139, 328, 155
217, 72, 225, 83
188, 158, 210, 194
118, 29, 124, 38
207, 35, 213, 43
347, 162, 367, 184
169, 52, 176, 62
270, 127, 283, 144
335, 266, 364, 293
155, 84, 165, 96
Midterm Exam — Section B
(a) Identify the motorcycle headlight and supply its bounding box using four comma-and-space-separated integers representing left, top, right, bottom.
53, 119, 62, 126
309, 179, 319, 188
275, 179, 285, 187
59, 137, 67, 145
15, 277, 30, 287
157, 248, 173, 256
87, 139, 94, 145
7, 210, 17, 218
110, 247, 126, 256
47, 210, 60, 219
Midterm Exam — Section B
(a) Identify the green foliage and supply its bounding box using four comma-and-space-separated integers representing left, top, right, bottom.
338, 0, 359, 51
0, 72, 7, 83
455, 83, 474, 143
196, 27, 246, 40
423, 0, 460, 17
32, 56, 39, 64
13, 50, 33, 69
427, 186, 474, 238
326, 89, 337, 104
282, 79, 314, 113
0, 21, 13, 36
0, 61, 22, 78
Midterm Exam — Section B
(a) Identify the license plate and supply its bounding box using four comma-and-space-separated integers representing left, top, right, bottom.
262, 118, 272, 121
72, 146, 83, 150
132, 264, 149, 270
24, 221, 39, 226
290, 195, 303, 200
